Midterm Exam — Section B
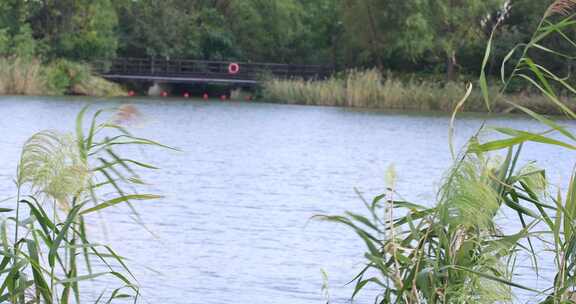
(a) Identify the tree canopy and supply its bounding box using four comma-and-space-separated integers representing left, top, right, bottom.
0, 0, 567, 79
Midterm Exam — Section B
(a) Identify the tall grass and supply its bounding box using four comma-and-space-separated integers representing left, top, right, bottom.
321, 1, 576, 303
0, 105, 170, 303
0, 56, 126, 97
263, 70, 570, 114
0, 57, 46, 95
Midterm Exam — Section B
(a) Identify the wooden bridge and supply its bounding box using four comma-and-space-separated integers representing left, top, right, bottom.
93, 58, 333, 86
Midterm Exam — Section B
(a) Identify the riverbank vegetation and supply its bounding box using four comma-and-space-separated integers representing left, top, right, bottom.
0, 57, 125, 96
0, 57, 45, 96
320, 1, 576, 303
262, 71, 567, 114
0, 105, 165, 302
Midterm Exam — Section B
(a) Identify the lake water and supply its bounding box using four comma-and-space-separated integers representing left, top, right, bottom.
0, 96, 573, 303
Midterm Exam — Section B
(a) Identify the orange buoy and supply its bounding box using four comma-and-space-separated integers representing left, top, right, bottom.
128, 90, 135, 97
203, 93, 209, 100
183, 92, 190, 98
220, 95, 227, 101
161, 91, 168, 97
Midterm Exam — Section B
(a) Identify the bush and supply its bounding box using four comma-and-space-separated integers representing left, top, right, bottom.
44, 63, 71, 95
44, 59, 91, 94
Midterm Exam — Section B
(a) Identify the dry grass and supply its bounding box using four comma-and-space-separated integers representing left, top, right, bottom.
0, 57, 46, 95
263, 70, 484, 111
0, 56, 126, 97
71, 75, 126, 97
546, 0, 576, 16
262, 70, 573, 114
263, 76, 345, 106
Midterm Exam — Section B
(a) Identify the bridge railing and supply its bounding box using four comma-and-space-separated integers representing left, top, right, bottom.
92, 58, 333, 81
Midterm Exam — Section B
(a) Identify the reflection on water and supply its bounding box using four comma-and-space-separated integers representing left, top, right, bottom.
0, 96, 573, 303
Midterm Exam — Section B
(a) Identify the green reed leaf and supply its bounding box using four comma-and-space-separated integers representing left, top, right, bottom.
80, 194, 162, 215
48, 204, 82, 268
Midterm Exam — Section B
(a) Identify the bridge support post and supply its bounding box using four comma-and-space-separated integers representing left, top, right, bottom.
148, 82, 171, 96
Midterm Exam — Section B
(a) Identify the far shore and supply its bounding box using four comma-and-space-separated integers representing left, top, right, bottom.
261, 71, 573, 115
2, 63, 572, 116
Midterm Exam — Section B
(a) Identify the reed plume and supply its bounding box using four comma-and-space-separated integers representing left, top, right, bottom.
17, 130, 90, 209
546, 0, 576, 17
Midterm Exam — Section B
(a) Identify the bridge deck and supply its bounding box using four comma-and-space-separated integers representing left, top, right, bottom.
102, 74, 259, 85
93, 58, 332, 85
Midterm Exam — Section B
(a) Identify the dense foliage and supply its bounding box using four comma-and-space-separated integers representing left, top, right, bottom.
0, 0, 569, 79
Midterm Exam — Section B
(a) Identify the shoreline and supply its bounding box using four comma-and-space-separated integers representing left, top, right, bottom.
2, 93, 572, 118
2, 62, 571, 115
260, 70, 574, 116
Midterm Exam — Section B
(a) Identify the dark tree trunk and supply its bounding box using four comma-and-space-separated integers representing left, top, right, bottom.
446, 50, 457, 81
364, 0, 383, 70
331, 35, 339, 70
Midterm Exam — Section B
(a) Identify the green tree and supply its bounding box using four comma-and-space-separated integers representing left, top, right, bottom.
11, 24, 36, 58
116, 0, 202, 59
339, 0, 432, 69
298, 0, 343, 66
197, 6, 238, 60
0, 0, 38, 58
490, 0, 576, 83
0, 28, 9, 55
424, 0, 505, 80
226, 0, 308, 63
28, 0, 119, 60
0, 0, 28, 32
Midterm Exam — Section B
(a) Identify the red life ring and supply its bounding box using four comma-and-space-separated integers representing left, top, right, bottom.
228, 63, 240, 74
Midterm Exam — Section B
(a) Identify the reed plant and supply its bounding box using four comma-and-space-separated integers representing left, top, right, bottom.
0, 57, 46, 96
0, 56, 126, 97
263, 77, 346, 106
0, 105, 169, 303
321, 1, 576, 303
263, 70, 572, 114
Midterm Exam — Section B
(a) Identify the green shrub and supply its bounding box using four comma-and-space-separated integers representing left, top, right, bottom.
45, 59, 91, 94
44, 63, 71, 95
